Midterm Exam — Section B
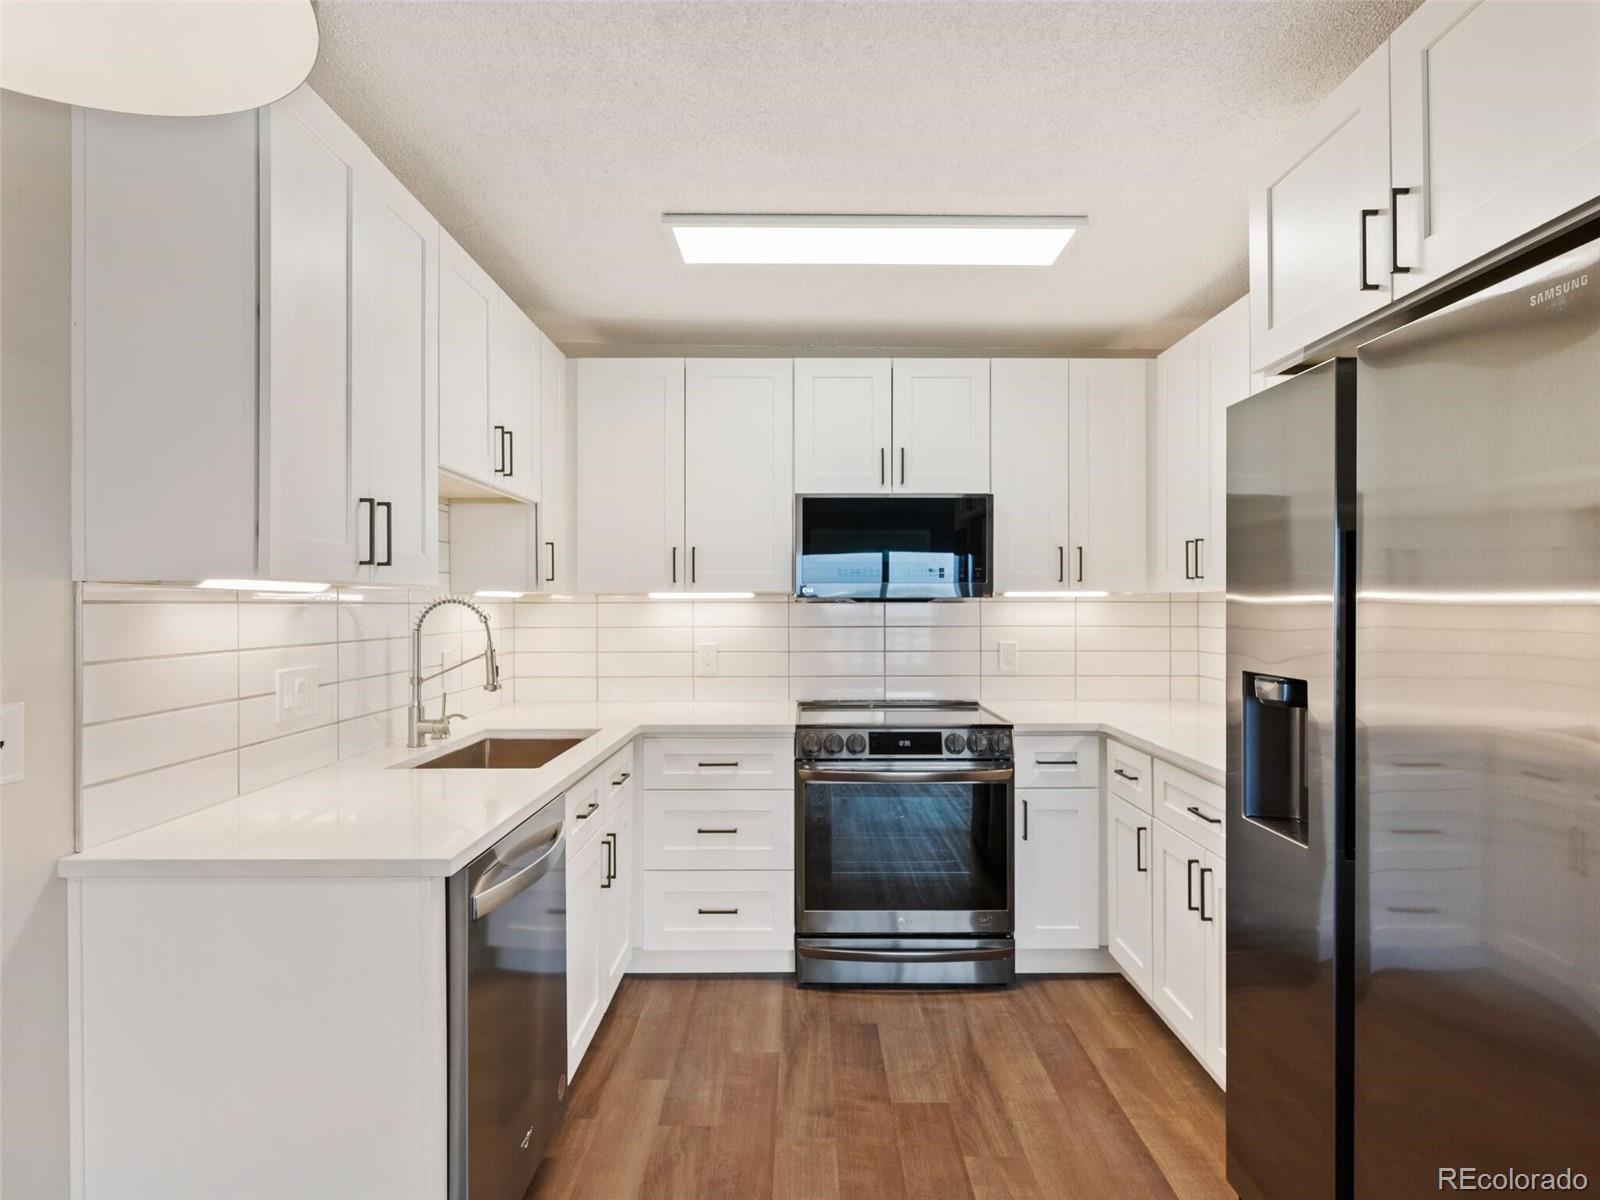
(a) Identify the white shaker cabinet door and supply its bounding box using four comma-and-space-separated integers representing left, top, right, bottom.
258, 86, 363, 583
1106, 794, 1154, 996
574, 358, 685, 594
1155, 332, 1205, 593
1067, 358, 1148, 593
793, 359, 892, 494
566, 830, 605, 1078
990, 359, 1071, 592
1202, 847, 1227, 1085
1151, 820, 1209, 1054
353, 154, 438, 586
1248, 42, 1392, 373
891, 359, 991, 493
599, 798, 634, 1007
537, 332, 572, 592
1015, 787, 1101, 950
1197, 297, 1250, 592
438, 231, 496, 486
1390, 0, 1600, 299
684, 359, 794, 593
490, 292, 541, 503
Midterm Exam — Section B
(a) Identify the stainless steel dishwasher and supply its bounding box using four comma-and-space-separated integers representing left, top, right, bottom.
447, 803, 567, 1200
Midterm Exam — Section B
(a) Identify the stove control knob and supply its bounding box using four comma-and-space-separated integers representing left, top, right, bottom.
799, 732, 822, 756
824, 733, 846, 755
845, 733, 867, 755
991, 730, 1012, 754
944, 732, 965, 754
967, 731, 990, 754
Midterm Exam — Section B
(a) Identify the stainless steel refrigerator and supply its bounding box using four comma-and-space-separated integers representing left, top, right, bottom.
1226, 234, 1600, 1200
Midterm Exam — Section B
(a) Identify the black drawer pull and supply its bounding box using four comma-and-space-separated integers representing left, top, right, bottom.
696, 827, 739, 835
697, 907, 739, 915
698, 760, 739, 768
1186, 805, 1222, 825
1113, 768, 1140, 783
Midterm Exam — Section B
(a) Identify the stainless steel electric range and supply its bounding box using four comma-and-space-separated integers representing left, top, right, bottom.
794, 701, 1015, 986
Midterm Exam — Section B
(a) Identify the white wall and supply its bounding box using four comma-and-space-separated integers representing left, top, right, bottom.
509, 592, 1226, 704
1, 88, 74, 1200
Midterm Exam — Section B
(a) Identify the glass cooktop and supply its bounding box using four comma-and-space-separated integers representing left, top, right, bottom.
796, 700, 1009, 729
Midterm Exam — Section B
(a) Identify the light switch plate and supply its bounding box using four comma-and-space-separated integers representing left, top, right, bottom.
695, 641, 719, 676
0, 702, 23, 784
998, 641, 1019, 675
274, 666, 321, 723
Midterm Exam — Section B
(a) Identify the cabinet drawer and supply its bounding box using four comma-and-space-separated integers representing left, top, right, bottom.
602, 743, 635, 819
642, 790, 794, 871
641, 738, 792, 790
639, 870, 794, 951
1154, 760, 1225, 857
1107, 740, 1154, 813
565, 766, 606, 854
1016, 734, 1100, 789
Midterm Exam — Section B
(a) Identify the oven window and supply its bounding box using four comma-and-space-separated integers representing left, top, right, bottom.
802, 780, 1009, 912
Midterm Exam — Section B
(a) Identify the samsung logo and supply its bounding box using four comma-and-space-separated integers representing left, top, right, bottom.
1529, 273, 1588, 306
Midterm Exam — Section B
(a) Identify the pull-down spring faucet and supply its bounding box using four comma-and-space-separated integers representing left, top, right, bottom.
409, 597, 501, 748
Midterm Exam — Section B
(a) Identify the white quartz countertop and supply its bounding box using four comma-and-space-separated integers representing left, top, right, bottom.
58, 699, 1223, 880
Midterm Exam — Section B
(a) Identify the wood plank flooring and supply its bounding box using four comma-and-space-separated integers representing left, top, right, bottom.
527, 975, 1234, 1200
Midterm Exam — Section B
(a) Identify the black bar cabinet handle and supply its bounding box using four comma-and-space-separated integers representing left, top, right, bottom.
545, 541, 556, 583
1135, 826, 1147, 873
504, 428, 513, 478
377, 501, 392, 566
691, 545, 696, 584
697, 907, 739, 916
1076, 545, 1084, 584
493, 424, 505, 473
1186, 858, 1200, 912
1391, 186, 1414, 274
1199, 867, 1214, 922
880, 447, 885, 486
1183, 539, 1194, 580
697, 827, 739, 835
358, 497, 376, 566
671, 546, 677, 583
600, 833, 613, 888
1359, 208, 1381, 290
1187, 805, 1222, 825
1022, 798, 1029, 842
1195, 538, 1204, 580
1058, 546, 1064, 583
900, 447, 906, 485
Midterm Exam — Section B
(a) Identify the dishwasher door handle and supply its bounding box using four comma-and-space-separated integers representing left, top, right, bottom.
470, 830, 564, 920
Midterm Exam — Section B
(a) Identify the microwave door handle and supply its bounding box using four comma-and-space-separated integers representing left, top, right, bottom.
797, 767, 1013, 785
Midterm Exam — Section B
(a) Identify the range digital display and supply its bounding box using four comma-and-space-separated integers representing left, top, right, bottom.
868, 730, 944, 756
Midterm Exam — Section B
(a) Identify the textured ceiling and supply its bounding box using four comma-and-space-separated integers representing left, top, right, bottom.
310, 0, 1421, 354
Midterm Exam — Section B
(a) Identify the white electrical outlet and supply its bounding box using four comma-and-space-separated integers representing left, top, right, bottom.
0, 702, 24, 784
274, 666, 321, 723
998, 640, 1019, 675
695, 641, 719, 676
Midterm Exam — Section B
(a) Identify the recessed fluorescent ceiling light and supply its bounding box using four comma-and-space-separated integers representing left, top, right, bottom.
663, 215, 1085, 267
198, 579, 329, 594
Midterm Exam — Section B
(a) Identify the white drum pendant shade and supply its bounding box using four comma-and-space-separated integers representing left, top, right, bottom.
1, 0, 318, 116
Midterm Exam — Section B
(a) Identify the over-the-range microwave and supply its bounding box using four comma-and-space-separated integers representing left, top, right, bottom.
795, 494, 993, 601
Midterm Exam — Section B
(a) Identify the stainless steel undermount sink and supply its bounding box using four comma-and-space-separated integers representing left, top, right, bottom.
411, 735, 590, 770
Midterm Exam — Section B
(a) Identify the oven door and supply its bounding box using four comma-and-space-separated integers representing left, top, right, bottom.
796, 763, 1014, 936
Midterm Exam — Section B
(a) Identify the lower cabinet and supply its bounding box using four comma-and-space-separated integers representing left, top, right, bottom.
1105, 793, 1154, 995
565, 824, 606, 1077
599, 792, 634, 1009
1015, 787, 1100, 950
1202, 847, 1226, 1082
1150, 819, 1226, 1085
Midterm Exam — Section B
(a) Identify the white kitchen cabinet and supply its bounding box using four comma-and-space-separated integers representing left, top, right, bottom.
684, 359, 794, 593
1151, 819, 1209, 1054
566, 825, 606, 1078
538, 333, 572, 591
1202, 846, 1227, 1084
1197, 296, 1250, 591
574, 358, 686, 594
892, 359, 991, 493
599, 794, 634, 1009
489, 290, 540, 503
991, 359, 1071, 591
1015, 787, 1100, 950
1389, 0, 1600, 299
352, 153, 440, 586
72, 87, 436, 586
1153, 331, 1207, 592
438, 230, 497, 487
1248, 42, 1392, 373
1068, 358, 1149, 593
1106, 794, 1154, 996
793, 358, 893, 494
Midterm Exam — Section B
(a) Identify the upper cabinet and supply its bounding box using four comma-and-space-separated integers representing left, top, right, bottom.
683, 360, 794, 594
1248, 42, 1393, 374
1389, 0, 1600, 299
489, 289, 541, 503
891, 359, 991, 493
795, 359, 988, 494
72, 86, 437, 586
1249, 0, 1600, 372
574, 359, 794, 595
438, 232, 497, 487
538, 334, 572, 591
574, 359, 686, 595
991, 359, 1148, 594
794, 359, 893, 494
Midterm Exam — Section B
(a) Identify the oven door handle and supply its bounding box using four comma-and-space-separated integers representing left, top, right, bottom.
796, 767, 1014, 785
796, 944, 1014, 963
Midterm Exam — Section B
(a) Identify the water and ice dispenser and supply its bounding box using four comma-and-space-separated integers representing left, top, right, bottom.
1241, 672, 1310, 845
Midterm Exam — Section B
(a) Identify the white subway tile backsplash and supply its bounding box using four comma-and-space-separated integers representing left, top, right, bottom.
597, 676, 694, 702
81, 700, 239, 786
1076, 625, 1171, 652
788, 626, 884, 653
239, 683, 336, 746
81, 601, 237, 662
597, 626, 695, 653
1077, 650, 1173, 676
885, 625, 980, 653
710, 651, 789, 678
790, 651, 886, 677
1076, 676, 1172, 701
887, 676, 979, 702
514, 626, 597, 654
514, 600, 597, 628
692, 626, 787, 653
80, 751, 239, 847
81, 652, 238, 724
596, 652, 693, 677
692, 600, 788, 628
886, 602, 979, 627
980, 599, 1076, 627
886, 650, 981, 677
239, 725, 339, 793
515, 676, 600, 703
239, 601, 339, 649
1077, 600, 1170, 627
693, 676, 790, 703
597, 602, 694, 628
790, 602, 883, 627
790, 676, 884, 701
